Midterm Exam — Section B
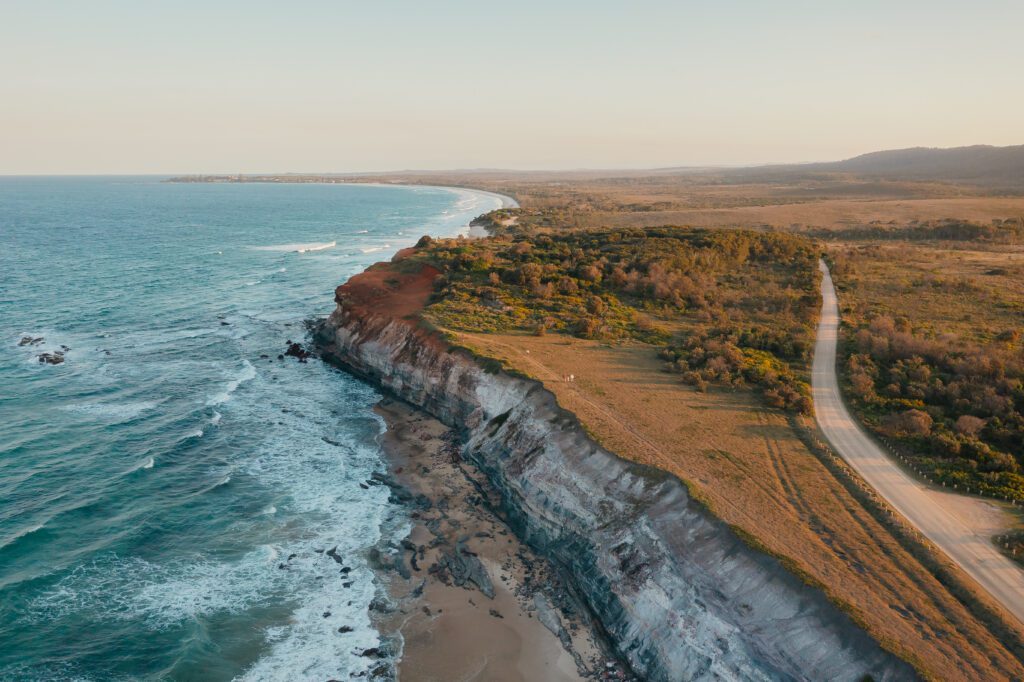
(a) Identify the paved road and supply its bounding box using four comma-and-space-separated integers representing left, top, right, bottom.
812, 259, 1024, 626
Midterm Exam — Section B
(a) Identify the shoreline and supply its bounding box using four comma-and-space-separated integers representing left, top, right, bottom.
169, 176, 516, 238
316, 180, 599, 679
368, 398, 625, 681
163, 175, 520, 210
334, 181, 518, 213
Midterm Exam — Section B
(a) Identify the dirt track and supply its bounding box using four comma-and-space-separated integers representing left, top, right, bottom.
812, 259, 1024, 625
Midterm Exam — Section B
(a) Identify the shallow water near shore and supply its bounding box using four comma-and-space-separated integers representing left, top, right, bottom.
0, 177, 501, 680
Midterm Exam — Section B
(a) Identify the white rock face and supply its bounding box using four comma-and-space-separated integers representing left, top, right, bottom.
316, 305, 916, 682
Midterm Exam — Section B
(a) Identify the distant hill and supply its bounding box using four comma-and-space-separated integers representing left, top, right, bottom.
801, 145, 1024, 189
170, 144, 1024, 192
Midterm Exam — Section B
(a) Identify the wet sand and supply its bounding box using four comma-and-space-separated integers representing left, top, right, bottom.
369, 398, 628, 681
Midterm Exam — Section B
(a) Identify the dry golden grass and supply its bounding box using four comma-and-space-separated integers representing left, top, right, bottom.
452, 331, 1024, 681
352, 169, 1024, 232
829, 242, 1024, 341
590, 196, 1024, 231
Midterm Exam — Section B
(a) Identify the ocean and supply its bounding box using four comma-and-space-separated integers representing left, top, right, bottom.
0, 178, 502, 680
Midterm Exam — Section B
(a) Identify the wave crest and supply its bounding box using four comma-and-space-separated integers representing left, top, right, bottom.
251, 241, 335, 253
206, 361, 256, 406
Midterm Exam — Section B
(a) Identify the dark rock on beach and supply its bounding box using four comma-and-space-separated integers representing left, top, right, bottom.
435, 538, 495, 599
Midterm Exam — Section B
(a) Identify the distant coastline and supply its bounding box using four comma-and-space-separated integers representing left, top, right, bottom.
165, 174, 519, 210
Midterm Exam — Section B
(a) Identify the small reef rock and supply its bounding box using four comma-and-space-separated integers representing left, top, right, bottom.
19, 336, 67, 365
284, 340, 313, 362
315, 267, 916, 682
37, 351, 65, 365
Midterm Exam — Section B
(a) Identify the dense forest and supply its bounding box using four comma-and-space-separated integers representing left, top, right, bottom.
412, 227, 820, 412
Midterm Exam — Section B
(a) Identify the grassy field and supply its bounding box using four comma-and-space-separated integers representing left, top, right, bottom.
414, 228, 820, 413
348, 168, 1024, 234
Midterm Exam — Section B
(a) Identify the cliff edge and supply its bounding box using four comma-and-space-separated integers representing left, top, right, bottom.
314, 253, 916, 681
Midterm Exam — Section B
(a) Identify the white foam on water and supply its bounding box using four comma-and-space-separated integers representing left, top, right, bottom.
206, 360, 256, 406
0, 661, 94, 682
4, 181, 503, 679
28, 549, 294, 630
12, 331, 48, 349
21, 371, 394, 677
238, 588, 380, 682
228, 377, 394, 680
0, 520, 49, 551
124, 456, 155, 475
251, 241, 335, 253
14, 330, 77, 366
61, 400, 161, 423
118, 327, 215, 348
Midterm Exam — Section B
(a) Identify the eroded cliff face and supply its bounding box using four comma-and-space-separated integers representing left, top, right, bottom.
315, 296, 916, 682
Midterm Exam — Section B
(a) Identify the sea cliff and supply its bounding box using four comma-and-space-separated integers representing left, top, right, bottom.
314, 260, 916, 682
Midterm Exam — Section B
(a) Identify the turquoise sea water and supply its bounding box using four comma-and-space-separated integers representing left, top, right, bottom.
0, 178, 500, 680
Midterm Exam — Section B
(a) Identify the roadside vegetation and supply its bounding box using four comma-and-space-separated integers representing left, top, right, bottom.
812, 217, 1024, 244
410, 227, 820, 413
829, 242, 1024, 501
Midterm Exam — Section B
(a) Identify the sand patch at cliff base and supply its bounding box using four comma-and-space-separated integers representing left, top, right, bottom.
371, 399, 625, 682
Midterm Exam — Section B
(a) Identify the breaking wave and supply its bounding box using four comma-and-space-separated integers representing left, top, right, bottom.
252, 241, 336, 253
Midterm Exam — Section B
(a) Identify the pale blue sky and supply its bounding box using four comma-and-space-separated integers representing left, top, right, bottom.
2, 1, 1021, 173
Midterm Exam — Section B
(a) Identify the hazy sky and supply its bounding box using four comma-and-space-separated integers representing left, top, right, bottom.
2, 1, 1022, 174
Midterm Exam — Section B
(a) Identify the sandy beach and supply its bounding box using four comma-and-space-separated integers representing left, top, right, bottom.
367, 399, 628, 682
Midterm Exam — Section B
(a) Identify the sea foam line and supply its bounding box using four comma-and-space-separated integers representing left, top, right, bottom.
206, 360, 256, 406
251, 241, 336, 253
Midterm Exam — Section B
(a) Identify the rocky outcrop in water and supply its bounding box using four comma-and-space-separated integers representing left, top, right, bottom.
284, 340, 313, 362
315, 282, 916, 681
